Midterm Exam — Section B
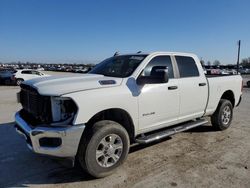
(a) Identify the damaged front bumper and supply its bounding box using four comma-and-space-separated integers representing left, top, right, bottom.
15, 111, 85, 158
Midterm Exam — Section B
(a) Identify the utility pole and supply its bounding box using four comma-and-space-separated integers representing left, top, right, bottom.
237, 40, 241, 74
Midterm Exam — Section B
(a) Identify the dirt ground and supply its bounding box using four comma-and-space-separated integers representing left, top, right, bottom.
0, 73, 250, 188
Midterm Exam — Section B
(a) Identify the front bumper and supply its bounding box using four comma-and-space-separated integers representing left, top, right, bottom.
15, 111, 85, 158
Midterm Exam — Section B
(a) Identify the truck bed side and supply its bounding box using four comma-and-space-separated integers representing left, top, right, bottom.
205, 75, 242, 116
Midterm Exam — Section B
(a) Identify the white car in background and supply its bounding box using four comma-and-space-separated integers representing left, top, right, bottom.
13, 69, 49, 85
227, 69, 237, 75
220, 69, 230, 75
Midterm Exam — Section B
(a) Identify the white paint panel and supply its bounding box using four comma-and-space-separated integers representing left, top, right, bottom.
138, 79, 179, 132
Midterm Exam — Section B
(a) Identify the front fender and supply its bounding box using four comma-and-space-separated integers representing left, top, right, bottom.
63, 86, 139, 132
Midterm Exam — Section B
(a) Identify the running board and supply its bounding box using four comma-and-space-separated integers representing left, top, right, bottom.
135, 119, 208, 144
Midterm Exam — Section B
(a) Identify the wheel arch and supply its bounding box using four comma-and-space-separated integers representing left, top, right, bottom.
220, 90, 235, 107
85, 108, 136, 142
16, 77, 24, 80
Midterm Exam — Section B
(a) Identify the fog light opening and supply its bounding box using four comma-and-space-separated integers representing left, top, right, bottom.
39, 137, 62, 147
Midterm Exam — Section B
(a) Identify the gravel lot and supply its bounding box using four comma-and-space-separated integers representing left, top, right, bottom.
0, 73, 250, 188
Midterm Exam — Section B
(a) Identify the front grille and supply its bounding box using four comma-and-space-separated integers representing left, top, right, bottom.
20, 84, 52, 124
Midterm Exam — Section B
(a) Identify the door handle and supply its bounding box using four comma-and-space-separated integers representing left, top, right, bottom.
199, 83, 206, 86
168, 86, 178, 90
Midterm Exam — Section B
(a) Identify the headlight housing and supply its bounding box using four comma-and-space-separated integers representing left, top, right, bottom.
50, 97, 78, 126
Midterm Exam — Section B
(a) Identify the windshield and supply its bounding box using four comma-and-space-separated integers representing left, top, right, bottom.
89, 55, 147, 78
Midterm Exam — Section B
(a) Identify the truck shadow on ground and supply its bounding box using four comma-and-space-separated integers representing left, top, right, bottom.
0, 122, 216, 187
185, 124, 218, 133
129, 125, 217, 153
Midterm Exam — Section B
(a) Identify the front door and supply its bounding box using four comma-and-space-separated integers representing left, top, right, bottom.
137, 55, 180, 132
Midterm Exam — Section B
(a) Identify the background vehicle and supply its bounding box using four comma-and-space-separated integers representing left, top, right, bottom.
247, 80, 250, 87
36, 67, 45, 71
227, 69, 237, 75
206, 68, 221, 75
0, 69, 16, 85
12, 69, 50, 85
15, 52, 242, 178
220, 69, 230, 75
239, 68, 250, 74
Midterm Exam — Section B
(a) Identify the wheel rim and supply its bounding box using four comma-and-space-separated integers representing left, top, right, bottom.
221, 105, 231, 125
17, 80, 22, 85
96, 134, 123, 168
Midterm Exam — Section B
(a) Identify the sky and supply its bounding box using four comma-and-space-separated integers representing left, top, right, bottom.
0, 0, 250, 64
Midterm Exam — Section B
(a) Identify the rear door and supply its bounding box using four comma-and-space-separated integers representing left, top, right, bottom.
174, 55, 208, 121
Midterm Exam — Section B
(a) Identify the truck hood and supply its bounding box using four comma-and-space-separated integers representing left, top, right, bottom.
23, 74, 123, 96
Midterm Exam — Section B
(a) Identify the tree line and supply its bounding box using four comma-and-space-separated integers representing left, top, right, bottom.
200, 60, 222, 66
241, 57, 250, 68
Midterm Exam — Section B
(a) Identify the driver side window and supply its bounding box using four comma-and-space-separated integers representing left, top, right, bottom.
141, 55, 174, 78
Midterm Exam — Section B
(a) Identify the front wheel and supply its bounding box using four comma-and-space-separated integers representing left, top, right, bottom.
211, 99, 233, 130
77, 120, 130, 178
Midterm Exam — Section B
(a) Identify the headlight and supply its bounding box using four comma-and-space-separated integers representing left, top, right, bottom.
50, 97, 77, 126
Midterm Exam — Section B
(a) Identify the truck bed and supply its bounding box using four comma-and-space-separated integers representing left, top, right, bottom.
206, 74, 239, 78
205, 74, 242, 116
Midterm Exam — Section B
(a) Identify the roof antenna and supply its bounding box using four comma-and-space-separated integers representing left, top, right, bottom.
137, 51, 142, 54
113, 51, 119, 56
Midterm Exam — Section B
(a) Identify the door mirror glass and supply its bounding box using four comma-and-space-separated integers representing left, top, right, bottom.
137, 66, 169, 85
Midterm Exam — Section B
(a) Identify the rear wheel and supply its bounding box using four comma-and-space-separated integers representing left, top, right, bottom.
77, 120, 130, 178
16, 79, 24, 86
211, 99, 233, 130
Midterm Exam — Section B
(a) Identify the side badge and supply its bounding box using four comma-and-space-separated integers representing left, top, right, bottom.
99, 80, 116, 85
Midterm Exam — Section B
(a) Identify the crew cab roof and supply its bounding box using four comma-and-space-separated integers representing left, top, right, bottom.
117, 51, 196, 57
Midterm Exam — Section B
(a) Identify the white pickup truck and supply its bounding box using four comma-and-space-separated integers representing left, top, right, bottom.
15, 52, 242, 178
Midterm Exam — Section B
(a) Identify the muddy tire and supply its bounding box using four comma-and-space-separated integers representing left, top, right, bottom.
211, 99, 233, 130
77, 120, 130, 178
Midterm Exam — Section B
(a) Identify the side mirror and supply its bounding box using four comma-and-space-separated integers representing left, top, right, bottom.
151, 66, 169, 83
137, 66, 169, 85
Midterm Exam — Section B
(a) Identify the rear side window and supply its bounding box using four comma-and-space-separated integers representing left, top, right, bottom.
31, 71, 40, 75
175, 56, 199, 78
142, 56, 174, 78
